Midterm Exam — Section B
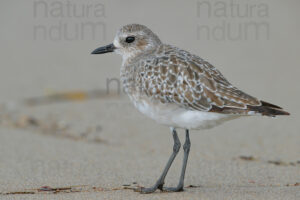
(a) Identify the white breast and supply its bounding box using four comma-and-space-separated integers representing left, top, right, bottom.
128, 94, 240, 130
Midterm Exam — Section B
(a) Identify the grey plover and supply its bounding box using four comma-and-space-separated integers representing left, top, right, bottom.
91, 24, 289, 193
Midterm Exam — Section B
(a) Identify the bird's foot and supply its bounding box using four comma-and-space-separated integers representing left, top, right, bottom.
162, 186, 184, 192
134, 184, 184, 193
134, 184, 163, 194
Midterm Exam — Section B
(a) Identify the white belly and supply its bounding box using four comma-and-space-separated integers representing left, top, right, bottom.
129, 95, 240, 130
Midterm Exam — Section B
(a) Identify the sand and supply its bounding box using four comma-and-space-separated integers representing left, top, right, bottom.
0, 0, 299, 199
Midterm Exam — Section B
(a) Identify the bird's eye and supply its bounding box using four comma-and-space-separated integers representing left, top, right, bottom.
125, 36, 135, 43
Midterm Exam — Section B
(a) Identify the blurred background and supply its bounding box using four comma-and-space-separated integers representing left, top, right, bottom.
0, 0, 299, 198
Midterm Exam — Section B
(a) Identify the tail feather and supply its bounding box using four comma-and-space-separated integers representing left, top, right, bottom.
248, 100, 290, 116
260, 100, 282, 109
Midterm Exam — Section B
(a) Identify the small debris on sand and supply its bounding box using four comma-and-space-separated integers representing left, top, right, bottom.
239, 156, 256, 161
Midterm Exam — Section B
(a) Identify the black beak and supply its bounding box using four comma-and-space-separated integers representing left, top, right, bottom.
91, 43, 116, 54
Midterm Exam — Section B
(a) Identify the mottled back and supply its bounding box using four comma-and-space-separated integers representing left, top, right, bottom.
121, 44, 264, 115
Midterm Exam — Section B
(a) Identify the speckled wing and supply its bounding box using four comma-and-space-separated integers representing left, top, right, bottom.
138, 45, 262, 114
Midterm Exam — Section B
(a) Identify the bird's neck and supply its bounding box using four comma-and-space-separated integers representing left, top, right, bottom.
121, 47, 158, 66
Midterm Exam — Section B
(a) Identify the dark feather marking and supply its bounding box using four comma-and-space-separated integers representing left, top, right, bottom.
209, 100, 290, 116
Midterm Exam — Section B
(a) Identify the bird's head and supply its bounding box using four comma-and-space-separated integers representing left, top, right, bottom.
91, 24, 162, 60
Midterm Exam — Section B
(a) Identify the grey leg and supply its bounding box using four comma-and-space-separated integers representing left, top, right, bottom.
138, 127, 181, 194
164, 129, 191, 192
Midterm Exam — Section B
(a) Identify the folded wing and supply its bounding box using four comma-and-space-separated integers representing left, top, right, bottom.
138, 45, 289, 116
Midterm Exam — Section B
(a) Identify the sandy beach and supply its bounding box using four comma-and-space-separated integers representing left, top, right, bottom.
0, 0, 299, 199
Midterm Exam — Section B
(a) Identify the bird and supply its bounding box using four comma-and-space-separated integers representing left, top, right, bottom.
91, 24, 289, 193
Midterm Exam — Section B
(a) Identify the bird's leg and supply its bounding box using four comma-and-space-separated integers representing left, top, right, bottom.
138, 128, 181, 194
163, 129, 191, 192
